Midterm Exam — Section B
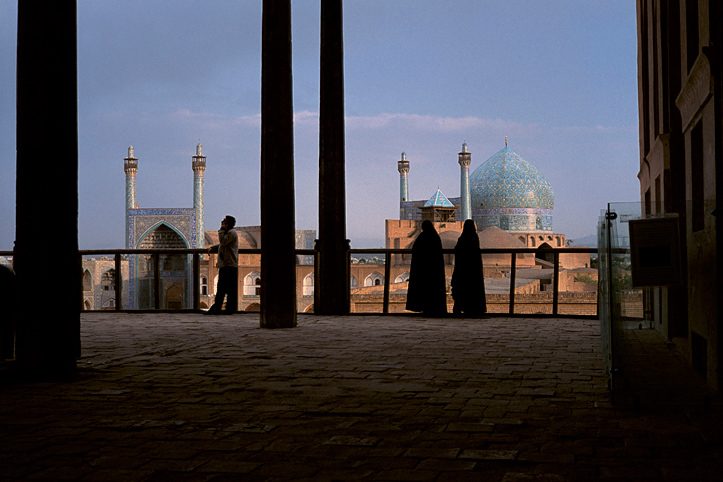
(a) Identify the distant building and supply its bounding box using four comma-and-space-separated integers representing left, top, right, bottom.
82, 257, 129, 311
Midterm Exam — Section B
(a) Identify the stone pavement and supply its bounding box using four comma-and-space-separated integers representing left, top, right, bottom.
0, 313, 721, 481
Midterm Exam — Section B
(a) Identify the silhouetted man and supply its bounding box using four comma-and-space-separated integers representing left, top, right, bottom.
206, 215, 238, 315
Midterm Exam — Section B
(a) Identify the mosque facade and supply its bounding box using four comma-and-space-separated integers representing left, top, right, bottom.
123, 144, 205, 309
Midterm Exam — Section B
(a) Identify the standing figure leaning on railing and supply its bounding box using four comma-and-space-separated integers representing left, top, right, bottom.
205, 215, 239, 315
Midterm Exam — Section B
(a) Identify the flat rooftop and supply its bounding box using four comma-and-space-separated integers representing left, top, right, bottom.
1, 313, 721, 481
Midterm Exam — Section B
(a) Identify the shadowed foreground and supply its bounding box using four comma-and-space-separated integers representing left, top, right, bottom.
1, 314, 721, 481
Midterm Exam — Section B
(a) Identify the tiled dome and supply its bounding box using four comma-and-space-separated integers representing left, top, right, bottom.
470, 147, 554, 210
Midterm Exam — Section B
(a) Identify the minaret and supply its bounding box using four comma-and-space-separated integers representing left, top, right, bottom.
458, 142, 472, 221
124, 146, 138, 248
398, 152, 410, 219
192, 143, 207, 248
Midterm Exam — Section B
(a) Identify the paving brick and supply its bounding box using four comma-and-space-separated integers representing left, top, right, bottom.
0, 313, 720, 481
459, 449, 519, 461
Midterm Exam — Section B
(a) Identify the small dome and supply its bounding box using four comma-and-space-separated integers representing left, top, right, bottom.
470, 147, 553, 210
478, 226, 526, 249
478, 226, 535, 266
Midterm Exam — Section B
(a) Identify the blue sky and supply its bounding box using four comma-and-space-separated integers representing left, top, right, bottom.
0, 1, 640, 249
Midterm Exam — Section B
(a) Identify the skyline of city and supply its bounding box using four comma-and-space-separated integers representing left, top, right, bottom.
0, 1, 640, 249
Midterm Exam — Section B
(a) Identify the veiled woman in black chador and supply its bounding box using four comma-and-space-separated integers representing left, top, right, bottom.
451, 219, 487, 316
405, 220, 447, 316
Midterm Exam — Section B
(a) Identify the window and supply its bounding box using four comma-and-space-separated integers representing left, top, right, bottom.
83, 270, 92, 291
200, 276, 208, 296
303, 273, 314, 296
244, 271, 261, 296
101, 269, 116, 291
364, 272, 384, 287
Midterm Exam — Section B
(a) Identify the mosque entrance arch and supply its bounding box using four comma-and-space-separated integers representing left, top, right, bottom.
136, 223, 191, 310
165, 283, 184, 310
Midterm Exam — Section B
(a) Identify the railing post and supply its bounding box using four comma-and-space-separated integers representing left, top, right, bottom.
509, 252, 517, 314
115, 253, 122, 310
552, 250, 560, 315
313, 239, 320, 314
153, 253, 161, 310
383, 252, 391, 314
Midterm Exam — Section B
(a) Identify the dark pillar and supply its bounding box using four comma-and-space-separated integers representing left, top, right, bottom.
317, 0, 350, 314
15, 1, 80, 376
711, 0, 723, 391
260, 0, 297, 328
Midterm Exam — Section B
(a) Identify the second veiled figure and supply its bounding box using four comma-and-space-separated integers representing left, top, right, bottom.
451, 219, 487, 317
405, 220, 448, 316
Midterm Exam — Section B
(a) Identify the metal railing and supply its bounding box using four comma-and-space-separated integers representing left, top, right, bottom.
1, 246, 598, 316
353, 247, 598, 316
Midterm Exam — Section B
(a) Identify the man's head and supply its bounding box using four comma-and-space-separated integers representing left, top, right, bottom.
223, 215, 236, 229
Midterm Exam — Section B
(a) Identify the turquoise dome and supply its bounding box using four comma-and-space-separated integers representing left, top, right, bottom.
470, 147, 554, 210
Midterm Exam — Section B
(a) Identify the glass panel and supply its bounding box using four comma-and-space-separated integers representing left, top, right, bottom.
599, 202, 643, 395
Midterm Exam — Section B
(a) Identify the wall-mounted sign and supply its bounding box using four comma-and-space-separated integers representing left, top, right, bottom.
629, 215, 682, 287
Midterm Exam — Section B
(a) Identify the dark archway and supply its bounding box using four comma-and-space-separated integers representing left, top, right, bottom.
536, 243, 555, 265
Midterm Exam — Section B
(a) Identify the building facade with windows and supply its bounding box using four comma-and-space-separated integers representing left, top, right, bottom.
637, 0, 722, 391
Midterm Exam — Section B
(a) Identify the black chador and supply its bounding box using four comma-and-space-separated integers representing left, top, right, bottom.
451, 219, 487, 316
405, 221, 447, 316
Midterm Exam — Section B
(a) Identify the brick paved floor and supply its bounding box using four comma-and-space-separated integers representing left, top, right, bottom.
0, 313, 721, 481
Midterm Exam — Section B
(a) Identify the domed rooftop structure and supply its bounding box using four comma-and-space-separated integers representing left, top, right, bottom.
470, 146, 553, 210
469, 144, 554, 233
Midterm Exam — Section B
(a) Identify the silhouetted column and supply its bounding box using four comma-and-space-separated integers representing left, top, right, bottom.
712, 0, 723, 391
15, 1, 80, 376
260, 0, 297, 328
317, 0, 350, 314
